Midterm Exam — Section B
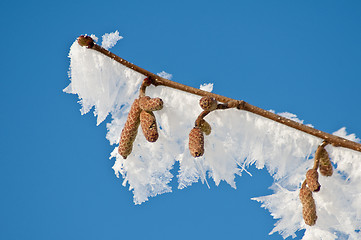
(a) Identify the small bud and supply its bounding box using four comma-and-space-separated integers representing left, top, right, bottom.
139, 96, 163, 112
316, 145, 333, 177
118, 99, 142, 159
299, 185, 317, 226
199, 96, 217, 111
306, 169, 321, 192
77, 35, 94, 48
199, 119, 211, 135
140, 110, 159, 142
189, 127, 204, 157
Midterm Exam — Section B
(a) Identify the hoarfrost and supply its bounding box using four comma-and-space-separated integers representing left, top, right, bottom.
278, 112, 314, 128
101, 30, 123, 50
157, 71, 173, 80
65, 33, 361, 239
90, 34, 98, 42
200, 83, 213, 92
333, 127, 360, 143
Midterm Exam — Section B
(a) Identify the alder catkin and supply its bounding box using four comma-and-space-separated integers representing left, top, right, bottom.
299, 185, 317, 226
199, 96, 217, 111
316, 145, 333, 177
118, 99, 141, 159
189, 127, 204, 157
306, 169, 321, 192
140, 110, 159, 142
139, 96, 163, 112
199, 119, 211, 135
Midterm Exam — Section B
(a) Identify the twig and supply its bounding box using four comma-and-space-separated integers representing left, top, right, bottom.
77, 36, 361, 153
194, 102, 239, 127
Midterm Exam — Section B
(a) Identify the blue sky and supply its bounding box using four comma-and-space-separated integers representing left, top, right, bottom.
1, 1, 361, 239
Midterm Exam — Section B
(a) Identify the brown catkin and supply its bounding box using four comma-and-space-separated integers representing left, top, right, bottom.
139, 96, 163, 112
306, 169, 321, 192
140, 110, 159, 142
299, 184, 317, 226
189, 127, 204, 157
199, 119, 211, 135
316, 145, 333, 177
118, 99, 141, 159
199, 96, 217, 111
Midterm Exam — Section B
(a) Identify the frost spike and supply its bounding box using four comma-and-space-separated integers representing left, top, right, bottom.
316, 145, 333, 177
306, 169, 321, 192
199, 96, 217, 111
140, 110, 159, 142
118, 99, 141, 159
299, 183, 317, 226
139, 96, 163, 112
189, 127, 204, 157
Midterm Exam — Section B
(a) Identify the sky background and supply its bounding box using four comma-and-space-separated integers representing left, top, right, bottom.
1, 1, 361, 239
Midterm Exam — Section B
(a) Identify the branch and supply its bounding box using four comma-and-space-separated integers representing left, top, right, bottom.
77, 35, 361, 153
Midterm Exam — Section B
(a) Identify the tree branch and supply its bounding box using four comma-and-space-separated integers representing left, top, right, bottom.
77, 36, 361, 153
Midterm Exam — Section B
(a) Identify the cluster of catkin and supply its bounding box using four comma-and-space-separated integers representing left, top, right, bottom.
118, 78, 163, 159
188, 96, 216, 158
299, 143, 333, 226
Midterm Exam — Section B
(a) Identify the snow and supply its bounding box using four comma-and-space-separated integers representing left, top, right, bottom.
65, 32, 361, 239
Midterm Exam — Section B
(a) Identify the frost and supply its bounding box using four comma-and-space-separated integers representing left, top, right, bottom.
65, 32, 361, 239
157, 71, 173, 80
101, 30, 123, 50
64, 37, 143, 126
333, 127, 360, 143
90, 34, 98, 42
269, 110, 315, 128
200, 83, 213, 92
278, 112, 314, 128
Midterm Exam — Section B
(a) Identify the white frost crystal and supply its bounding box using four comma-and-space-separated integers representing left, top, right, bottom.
101, 30, 123, 50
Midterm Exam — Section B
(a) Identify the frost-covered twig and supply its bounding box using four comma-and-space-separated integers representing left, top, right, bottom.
77, 35, 361, 153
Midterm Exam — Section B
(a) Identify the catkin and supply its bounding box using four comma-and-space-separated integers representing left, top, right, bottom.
199, 119, 211, 135
139, 96, 163, 112
189, 127, 204, 157
299, 185, 317, 226
316, 145, 333, 177
199, 96, 217, 111
306, 169, 321, 192
118, 99, 141, 159
140, 110, 159, 142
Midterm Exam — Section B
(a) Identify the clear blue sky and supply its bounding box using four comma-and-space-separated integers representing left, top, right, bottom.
1, 1, 360, 239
